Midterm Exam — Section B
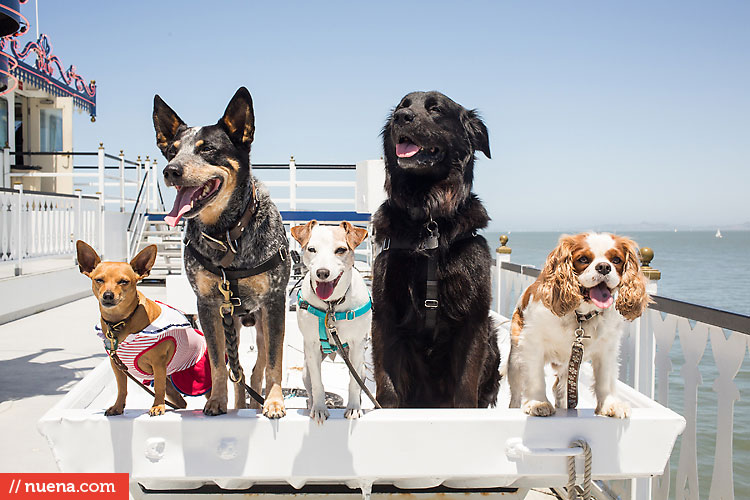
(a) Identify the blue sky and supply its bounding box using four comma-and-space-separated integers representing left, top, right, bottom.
27, 1, 750, 230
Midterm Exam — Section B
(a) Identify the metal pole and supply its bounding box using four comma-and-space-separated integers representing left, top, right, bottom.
13, 183, 23, 275
119, 150, 125, 213
151, 158, 158, 211
96, 191, 104, 258
2, 146, 9, 189
75, 189, 82, 244
289, 155, 296, 210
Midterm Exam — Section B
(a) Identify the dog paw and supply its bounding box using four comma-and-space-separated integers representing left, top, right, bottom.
149, 404, 166, 417
310, 405, 329, 424
263, 398, 286, 419
203, 398, 227, 416
104, 405, 124, 416
345, 407, 363, 419
523, 400, 555, 417
597, 399, 631, 418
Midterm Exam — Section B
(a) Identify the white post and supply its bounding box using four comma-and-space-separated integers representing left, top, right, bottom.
97, 142, 105, 209
75, 188, 82, 244
96, 191, 104, 259
289, 155, 296, 210
136, 155, 142, 195
495, 235, 512, 316
144, 156, 152, 211
13, 183, 23, 276
2, 147, 10, 189
119, 150, 125, 213
151, 157, 158, 212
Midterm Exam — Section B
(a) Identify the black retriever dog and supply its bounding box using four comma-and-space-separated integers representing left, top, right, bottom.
371, 91, 501, 408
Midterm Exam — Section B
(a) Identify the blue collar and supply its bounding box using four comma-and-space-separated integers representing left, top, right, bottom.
297, 290, 372, 353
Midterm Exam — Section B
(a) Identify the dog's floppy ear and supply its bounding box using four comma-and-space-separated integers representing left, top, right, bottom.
539, 234, 583, 317
129, 245, 158, 280
219, 87, 255, 151
615, 237, 651, 321
290, 220, 318, 247
76, 240, 101, 276
153, 95, 187, 157
462, 109, 491, 159
340, 221, 368, 249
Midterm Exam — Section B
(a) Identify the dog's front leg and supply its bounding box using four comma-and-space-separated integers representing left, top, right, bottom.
371, 323, 401, 407
303, 338, 327, 424
260, 297, 286, 418
592, 351, 630, 418
105, 358, 127, 416
345, 340, 365, 419
198, 302, 229, 416
149, 357, 168, 417
521, 342, 555, 417
453, 340, 482, 408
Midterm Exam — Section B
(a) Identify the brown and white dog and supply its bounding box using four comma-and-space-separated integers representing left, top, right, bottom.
507, 233, 650, 418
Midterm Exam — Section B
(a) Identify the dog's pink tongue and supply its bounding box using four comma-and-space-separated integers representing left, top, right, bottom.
165, 186, 200, 227
315, 281, 334, 300
589, 283, 614, 309
396, 142, 420, 158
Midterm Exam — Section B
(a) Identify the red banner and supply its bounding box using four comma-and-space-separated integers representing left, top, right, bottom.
0, 474, 128, 499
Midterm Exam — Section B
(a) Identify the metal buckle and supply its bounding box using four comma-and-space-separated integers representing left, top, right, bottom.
383, 238, 390, 251
201, 231, 227, 252
424, 299, 439, 308
346, 310, 355, 320
279, 247, 286, 261
226, 231, 238, 254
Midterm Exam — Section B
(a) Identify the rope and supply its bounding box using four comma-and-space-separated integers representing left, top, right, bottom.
567, 439, 592, 500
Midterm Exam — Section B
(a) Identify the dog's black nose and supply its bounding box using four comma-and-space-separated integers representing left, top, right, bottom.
102, 291, 115, 301
393, 108, 415, 124
163, 163, 183, 180
316, 268, 330, 280
596, 262, 611, 275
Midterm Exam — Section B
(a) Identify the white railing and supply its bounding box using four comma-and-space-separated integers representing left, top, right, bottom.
1, 144, 156, 215
0, 185, 100, 275
494, 240, 750, 500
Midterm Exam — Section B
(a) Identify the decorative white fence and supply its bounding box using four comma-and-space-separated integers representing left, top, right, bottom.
494, 240, 750, 500
0, 186, 100, 275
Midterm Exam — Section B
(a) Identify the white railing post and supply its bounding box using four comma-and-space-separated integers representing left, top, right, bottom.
289, 155, 296, 210
2, 146, 10, 189
629, 247, 661, 500
495, 235, 511, 316
97, 142, 105, 207
13, 183, 23, 275
152, 159, 159, 210
74, 189, 82, 244
136, 155, 142, 192
119, 149, 125, 213
144, 156, 152, 211
96, 191, 104, 258
150, 157, 158, 212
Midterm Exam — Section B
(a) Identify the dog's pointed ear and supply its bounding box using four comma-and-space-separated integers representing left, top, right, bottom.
130, 245, 158, 280
219, 87, 255, 151
291, 220, 317, 247
340, 221, 368, 249
462, 109, 491, 159
76, 240, 101, 276
153, 95, 187, 158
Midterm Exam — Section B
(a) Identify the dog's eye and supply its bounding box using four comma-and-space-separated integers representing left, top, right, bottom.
118, 280, 130, 286
428, 105, 441, 114
167, 145, 176, 159
578, 256, 589, 264
198, 144, 216, 155
611, 257, 622, 265
335, 247, 347, 255
95, 278, 104, 284
307, 247, 316, 254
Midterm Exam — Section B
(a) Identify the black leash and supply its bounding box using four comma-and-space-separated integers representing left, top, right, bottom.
324, 303, 382, 409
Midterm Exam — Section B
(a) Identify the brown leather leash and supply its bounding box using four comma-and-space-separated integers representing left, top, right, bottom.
566, 310, 599, 409
102, 317, 180, 410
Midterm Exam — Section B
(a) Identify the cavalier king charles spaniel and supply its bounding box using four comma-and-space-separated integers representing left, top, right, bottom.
508, 233, 650, 418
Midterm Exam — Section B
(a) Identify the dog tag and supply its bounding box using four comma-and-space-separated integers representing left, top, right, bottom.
424, 228, 440, 250
104, 336, 118, 353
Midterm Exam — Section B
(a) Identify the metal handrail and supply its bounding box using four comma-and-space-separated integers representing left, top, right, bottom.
127, 169, 150, 232
0, 186, 99, 200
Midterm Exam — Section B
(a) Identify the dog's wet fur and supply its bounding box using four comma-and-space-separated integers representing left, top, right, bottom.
153, 87, 291, 418
371, 91, 501, 408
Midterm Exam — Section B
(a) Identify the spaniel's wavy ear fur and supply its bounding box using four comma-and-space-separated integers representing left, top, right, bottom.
615, 237, 651, 321
540, 235, 583, 317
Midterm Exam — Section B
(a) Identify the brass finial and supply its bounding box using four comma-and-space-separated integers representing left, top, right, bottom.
290, 155, 295, 162
90, 116, 96, 123
137, 155, 141, 161
91, 80, 96, 85
639, 247, 661, 280
496, 234, 511, 254
120, 150, 124, 155
146, 156, 150, 161
99, 142, 103, 148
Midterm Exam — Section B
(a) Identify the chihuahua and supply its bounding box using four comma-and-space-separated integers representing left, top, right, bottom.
77, 241, 212, 416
